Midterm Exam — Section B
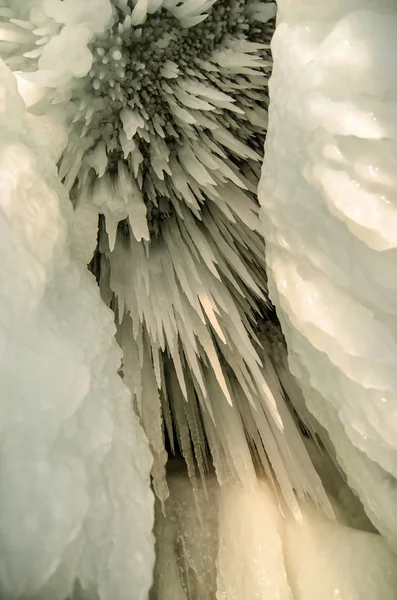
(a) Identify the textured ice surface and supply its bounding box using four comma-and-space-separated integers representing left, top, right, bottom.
216, 480, 293, 600
259, 0, 397, 547
285, 502, 397, 600
153, 468, 397, 599
0, 0, 334, 519
153, 470, 293, 600
0, 60, 154, 599
152, 468, 219, 600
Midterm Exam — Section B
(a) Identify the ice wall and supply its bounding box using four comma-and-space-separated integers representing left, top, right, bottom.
259, 0, 397, 548
153, 469, 397, 599
284, 501, 397, 600
0, 60, 154, 599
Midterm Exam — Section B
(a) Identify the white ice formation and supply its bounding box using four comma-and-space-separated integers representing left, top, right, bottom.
1, 0, 397, 597
0, 0, 336, 523
153, 469, 397, 599
0, 60, 154, 599
260, 0, 397, 549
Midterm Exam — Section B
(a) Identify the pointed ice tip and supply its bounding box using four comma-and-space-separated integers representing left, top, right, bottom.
131, 0, 148, 26
264, 389, 284, 431
105, 213, 118, 252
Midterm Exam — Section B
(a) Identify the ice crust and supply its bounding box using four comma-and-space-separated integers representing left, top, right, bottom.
259, 0, 397, 547
0, 60, 154, 599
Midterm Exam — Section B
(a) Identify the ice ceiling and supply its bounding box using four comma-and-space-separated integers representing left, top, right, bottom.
0, 0, 396, 598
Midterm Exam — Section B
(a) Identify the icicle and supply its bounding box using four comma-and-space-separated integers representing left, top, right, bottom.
131, 0, 148, 26
86, 141, 108, 177
120, 108, 145, 140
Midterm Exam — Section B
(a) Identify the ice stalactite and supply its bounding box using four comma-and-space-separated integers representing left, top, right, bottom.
0, 0, 335, 519
260, 0, 397, 549
0, 60, 154, 599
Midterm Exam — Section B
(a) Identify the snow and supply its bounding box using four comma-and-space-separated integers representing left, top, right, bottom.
259, 0, 397, 549
0, 59, 154, 599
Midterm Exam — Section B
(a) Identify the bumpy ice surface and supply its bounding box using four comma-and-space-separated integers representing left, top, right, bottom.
259, 0, 397, 548
153, 469, 397, 599
0, 60, 154, 600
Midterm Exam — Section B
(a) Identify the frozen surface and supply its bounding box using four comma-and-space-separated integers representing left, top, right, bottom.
259, 0, 397, 547
0, 60, 154, 599
285, 502, 397, 600
153, 470, 293, 600
153, 469, 397, 600
152, 468, 219, 600
216, 480, 293, 600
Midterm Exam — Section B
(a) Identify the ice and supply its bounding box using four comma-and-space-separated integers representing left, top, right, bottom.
154, 468, 397, 599
0, 60, 154, 599
2, 1, 320, 523
120, 109, 145, 141
216, 480, 293, 600
105, 213, 335, 518
152, 469, 292, 600
118, 318, 169, 507
285, 502, 397, 600
295, 366, 397, 550
131, 0, 149, 26
39, 25, 93, 81
259, 0, 397, 548
42, 0, 113, 33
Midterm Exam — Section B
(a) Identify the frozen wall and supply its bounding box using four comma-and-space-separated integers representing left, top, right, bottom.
0, 60, 154, 599
153, 470, 397, 599
259, 0, 397, 548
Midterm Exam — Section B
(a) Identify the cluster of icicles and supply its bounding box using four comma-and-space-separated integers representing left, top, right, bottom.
0, 0, 396, 598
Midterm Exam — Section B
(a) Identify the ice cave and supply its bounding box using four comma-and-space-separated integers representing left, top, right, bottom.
0, 0, 397, 598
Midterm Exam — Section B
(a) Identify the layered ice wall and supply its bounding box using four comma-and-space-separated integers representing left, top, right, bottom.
0, 61, 154, 599
259, 0, 397, 547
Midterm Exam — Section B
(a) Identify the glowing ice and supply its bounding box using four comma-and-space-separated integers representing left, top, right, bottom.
259, 0, 397, 548
153, 470, 397, 599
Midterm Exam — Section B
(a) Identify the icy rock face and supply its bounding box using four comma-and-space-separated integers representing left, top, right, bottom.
0, 60, 154, 600
259, 0, 397, 546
